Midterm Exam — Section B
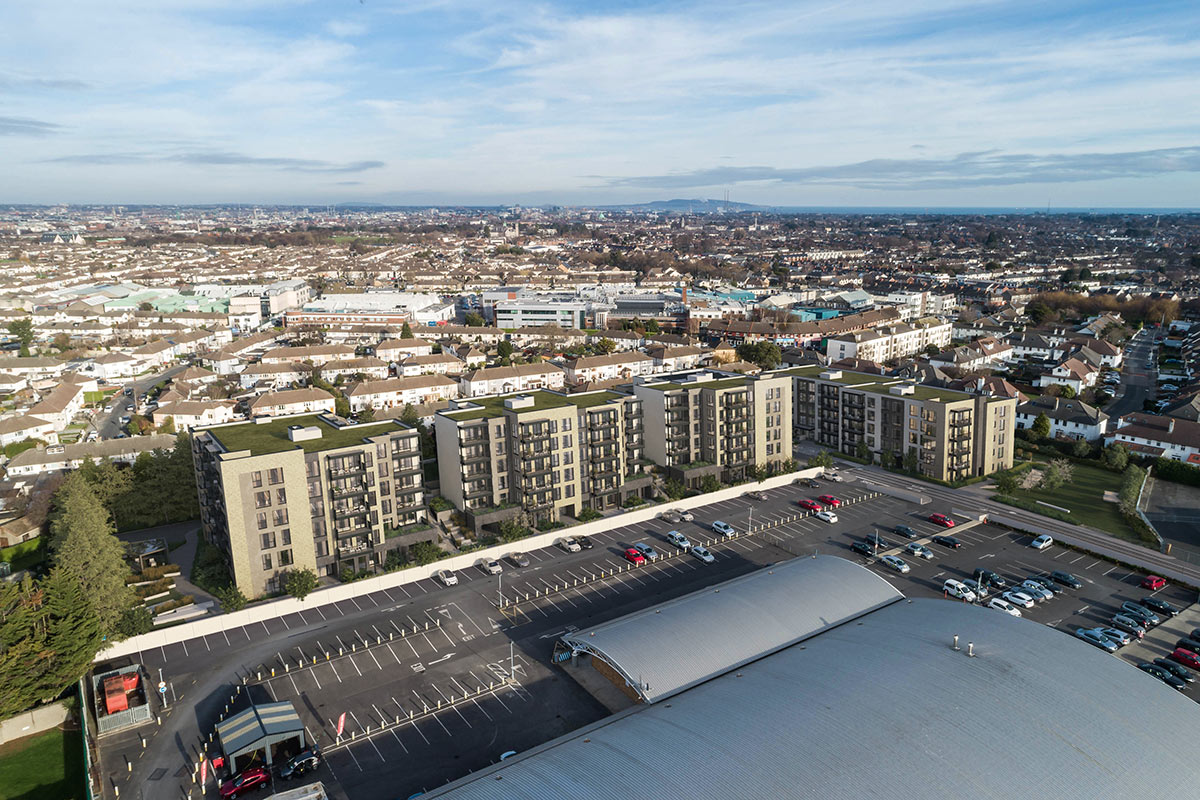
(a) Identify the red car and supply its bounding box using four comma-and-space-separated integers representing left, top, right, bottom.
797, 499, 822, 511
1141, 575, 1167, 591
928, 513, 956, 528
622, 547, 646, 565
817, 495, 841, 508
1169, 647, 1200, 671
220, 767, 269, 799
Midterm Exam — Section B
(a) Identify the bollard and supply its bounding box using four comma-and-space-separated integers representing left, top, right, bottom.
312, 656, 317, 665
967, 642, 975, 657
409, 710, 414, 720
285, 663, 290, 673
952, 635, 960, 651
128, 760, 132, 773
351, 731, 356, 740
377, 635, 381, 644
389, 632, 394, 641
425, 621, 430, 631
114, 787, 120, 798
339, 647, 343, 656
270, 668, 275, 678
396, 715, 400, 725
141, 735, 146, 749
437, 699, 442, 709
256, 671, 261, 681
326, 652, 330, 661
352, 643, 356, 652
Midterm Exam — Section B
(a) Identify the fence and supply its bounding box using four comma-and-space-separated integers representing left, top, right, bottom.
95, 466, 827, 661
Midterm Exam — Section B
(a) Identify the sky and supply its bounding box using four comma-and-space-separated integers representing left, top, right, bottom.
3, 0, 1200, 207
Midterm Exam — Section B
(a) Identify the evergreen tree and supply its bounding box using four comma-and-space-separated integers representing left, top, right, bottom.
400, 322, 414, 339
42, 571, 103, 688
400, 404, 419, 426
48, 474, 133, 632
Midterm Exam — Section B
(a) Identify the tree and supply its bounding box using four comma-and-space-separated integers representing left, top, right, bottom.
497, 518, 528, 543
595, 338, 616, 355
400, 403, 419, 426
335, 396, 351, 418
1059, 385, 1076, 399
158, 416, 176, 435
807, 450, 833, 469
1103, 442, 1130, 471
52, 332, 71, 352
1040, 458, 1074, 491
497, 340, 514, 360
138, 301, 154, 312
902, 448, 920, 473
924, 344, 940, 358
1030, 413, 1052, 441
284, 568, 319, 600
400, 322, 414, 339
48, 474, 133, 632
215, 584, 247, 612
463, 312, 485, 327
357, 407, 375, 423
736, 341, 782, 370
7, 318, 33, 357
113, 606, 154, 639
409, 541, 442, 566
879, 450, 896, 470
698, 475, 723, 494
854, 441, 871, 463
661, 479, 688, 500
994, 472, 1020, 495
1071, 438, 1092, 458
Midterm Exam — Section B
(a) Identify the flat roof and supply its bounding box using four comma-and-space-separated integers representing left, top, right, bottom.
442, 391, 624, 421
207, 414, 408, 456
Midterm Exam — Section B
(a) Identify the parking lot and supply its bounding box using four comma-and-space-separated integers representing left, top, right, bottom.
97, 472, 1199, 800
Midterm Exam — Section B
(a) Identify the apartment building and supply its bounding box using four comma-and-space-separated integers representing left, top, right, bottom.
493, 298, 609, 329
783, 366, 1016, 482
192, 414, 429, 596
633, 370, 793, 488
435, 391, 650, 533
827, 319, 952, 364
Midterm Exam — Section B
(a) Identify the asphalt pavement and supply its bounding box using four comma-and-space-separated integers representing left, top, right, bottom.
94, 365, 187, 438
1107, 327, 1156, 418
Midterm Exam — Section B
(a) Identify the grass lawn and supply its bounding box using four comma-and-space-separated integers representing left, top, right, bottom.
1001, 459, 1138, 540
0, 726, 85, 800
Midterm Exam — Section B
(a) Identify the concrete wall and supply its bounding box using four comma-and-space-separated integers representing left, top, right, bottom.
96, 466, 825, 661
0, 701, 70, 745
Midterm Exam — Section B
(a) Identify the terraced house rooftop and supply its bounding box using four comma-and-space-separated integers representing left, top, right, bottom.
207, 414, 408, 455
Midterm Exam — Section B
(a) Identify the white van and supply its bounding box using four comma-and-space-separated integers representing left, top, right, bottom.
943, 578, 977, 602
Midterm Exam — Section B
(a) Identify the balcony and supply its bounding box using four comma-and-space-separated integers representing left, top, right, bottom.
332, 503, 368, 518
337, 541, 373, 557
334, 525, 373, 541
330, 483, 368, 499
328, 463, 367, 478
519, 427, 551, 442
464, 483, 492, 499
393, 458, 421, 475
516, 461, 553, 477
588, 416, 617, 429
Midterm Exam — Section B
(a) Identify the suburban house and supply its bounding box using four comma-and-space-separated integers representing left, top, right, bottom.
1037, 357, 1099, 393
395, 354, 465, 377
90, 351, 139, 379
260, 344, 356, 367
1007, 333, 1066, 362
564, 352, 656, 385
647, 345, 707, 372
152, 400, 236, 431
0, 357, 68, 379
239, 362, 310, 389
28, 382, 86, 430
320, 357, 390, 382
1015, 396, 1109, 441
0, 414, 58, 447
6, 435, 178, 477
248, 388, 336, 418
376, 338, 435, 362
346, 375, 459, 412
459, 363, 566, 397
1104, 413, 1200, 462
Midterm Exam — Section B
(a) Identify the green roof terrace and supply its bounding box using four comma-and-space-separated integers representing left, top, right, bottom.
208, 414, 408, 456
442, 390, 625, 422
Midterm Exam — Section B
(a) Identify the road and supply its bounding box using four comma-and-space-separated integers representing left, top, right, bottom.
1107, 327, 1156, 418
93, 365, 188, 438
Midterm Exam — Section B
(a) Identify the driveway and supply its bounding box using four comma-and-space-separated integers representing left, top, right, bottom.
93, 364, 188, 438
1107, 329, 1156, 418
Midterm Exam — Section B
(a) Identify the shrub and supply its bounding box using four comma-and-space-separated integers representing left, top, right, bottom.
576, 507, 602, 522
622, 495, 646, 508
215, 584, 248, 612
428, 496, 453, 514
114, 606, 154, 638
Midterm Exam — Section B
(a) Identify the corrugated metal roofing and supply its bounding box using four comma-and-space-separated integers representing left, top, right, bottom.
215, 701, 303, 758
559, 555, 903, 703
429, 596, 1200, 799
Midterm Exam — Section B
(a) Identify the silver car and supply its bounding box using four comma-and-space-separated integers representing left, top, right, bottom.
1097, 627, 1132, 647
906, 542, 934, 560
1019, 580, 1053, 602
880, 555, 910, 574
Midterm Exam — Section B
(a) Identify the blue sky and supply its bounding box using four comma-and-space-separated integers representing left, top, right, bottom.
3, 0, 1200, 206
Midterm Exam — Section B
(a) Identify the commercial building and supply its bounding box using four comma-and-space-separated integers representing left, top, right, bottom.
434, 391, 650, 533
192, 414, 429, 596
493, 298, 609, 329
283, 292, 454, 328
782, 366, 1015, 481
633, 370, 793, 487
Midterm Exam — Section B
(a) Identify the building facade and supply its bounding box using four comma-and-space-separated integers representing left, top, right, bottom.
192, 414, 429, 596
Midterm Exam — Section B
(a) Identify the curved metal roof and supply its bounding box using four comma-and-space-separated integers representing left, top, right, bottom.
431, 595, 1200, 800
559, 554, 903, 703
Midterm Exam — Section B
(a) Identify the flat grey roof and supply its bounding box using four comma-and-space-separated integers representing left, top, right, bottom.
560, 554, 902, 703
429, 594, 1200, 799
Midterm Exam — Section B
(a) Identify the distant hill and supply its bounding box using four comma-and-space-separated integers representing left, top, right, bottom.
600, 198, 764, 213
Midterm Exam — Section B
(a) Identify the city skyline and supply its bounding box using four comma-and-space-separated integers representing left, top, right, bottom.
3, 1, 1200, 206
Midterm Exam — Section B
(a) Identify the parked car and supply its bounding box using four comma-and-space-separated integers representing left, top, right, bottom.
825, 471, 845, 482
677, 509, 695, 522
220, 767, 270, 798
280, 749, 321, 780
632, 542, 660, 561
435, 569, 458, 587
932, 535, 962, 549
665, 530, 692, 549
943, 579, 976, 602
1109, 614, 1147, 638
816, 510, 839, 524
906, 542, 934, 560
973, 568, 1006, 590
850, 541, 876, 557
1175, 638, 1200, 655
962, 579, 989, 599
711, 520, 735, 536
1019, 580, 1053, 602
795, 477, 820, 488
1154, 658, 1196, 683
1140, 596, 1178, 617
1001, 590, 1035, 609
507, 552, 531, 568
1137, 663, 1188, 691
1098, 627, 1132, 647
928, 513, 956, 528
1120, 601, 1160, 626
1049, 570, 1082, 589
1027, 575, 1063, 594
557, 537, 582, 553
1074, 628, 1118, 653
1030, 534, 1053, 550
817, 495, 842, 507
864, 534, 892, 550
797, 499, 822, 511
745, 489, 768, 501
987, 597, 1021, 617
622, 547, 646, 565
1169, 648, 1200, 671
1141, 575, 1168, 590
880, 555, 910, 574
576, 536, 594, 550
894, 524, 919, 539
690, 545, 715, 564
659, 509, 682, 523
479, 559, 503, 575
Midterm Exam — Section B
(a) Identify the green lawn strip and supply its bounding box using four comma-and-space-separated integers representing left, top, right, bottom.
0, 726, 85, 800
997, 458, 1137, 540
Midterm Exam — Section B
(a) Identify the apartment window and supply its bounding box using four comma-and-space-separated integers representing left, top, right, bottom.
275, 488, 287, 505
382, 499, 392, 515
566, 485, 574, 498
564, 467, 574, 481
251, 471, 263, 488
273, 508, 289, 526
553, 487, 561, 500
563, 452, 573, 465
377, 443, 386, 459
281, 528, 291, 546
910, 407, 918, 416
499, 475, 507, 489
279, 549, 293, 567
380, 481, 390, 495
562, 434, 572, 447
909, 432, 918, 444
256, 511, 268, 530
261, 553, 273, 571
766, 443, 774, 456
562, 418, 572, 431
268, 468, 283, 485
260, 532, 276, 550
309, 499, 324, 518
378, 459, 389, 477
909, 418, 917, 430
495, 441, 506, 455
254, 491, 271, 508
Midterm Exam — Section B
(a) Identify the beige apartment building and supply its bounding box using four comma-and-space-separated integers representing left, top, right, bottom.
782, 366, 1015, 482
192, 413, 429, 596
435, 390, 650, 534
633, 370, 794, 488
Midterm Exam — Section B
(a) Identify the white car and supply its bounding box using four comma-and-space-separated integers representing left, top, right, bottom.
815, 510, 838, 524
665, 530, 692, 549
711, 520, 735, 537
880, 555, 910, 573
1001, 590, 1035, 609
557, 537, 582, 553
690, 545, 715, 564
906, 542, 934, 560
825, 471, 845, 482
479, 559, 502, 575
1030, 534, 1053, 550
988, 597, 1022, 617
435, 569, 458, 586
